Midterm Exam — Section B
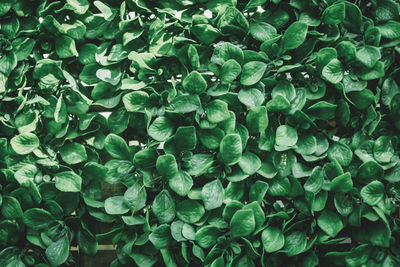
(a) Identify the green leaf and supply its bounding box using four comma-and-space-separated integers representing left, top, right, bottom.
169, 94, 201, 113
322, 59, 344, 84
124, 181, 146, 211
169, 171, 193, 197
262, 227, 285, 253
55, 35, 78, 58
244, 0, 267, 11
360, 181, 385, 206
240, 61, 267, 86
220, 59, 241, 84
46, 235, 69, 266
123, 91, 149, 112
149, 224, 171, 249
322, 3, 345, 25
198, 128, 224, 149
242, 201, 265, 229
249, 22, 277, 42
177, 200, 205, 224
55, 171, 82, 192
373, 136, 394, 163
66, 0, 89, 14
14, 164, 37, 185
94, 1, 114, 20
358, 61, 385, 81
201, 180, 224, 210
282, 22, 308, 50
153, 190, 175, 223
249, 180, 269, 204
187, 154, 214, 177
267, 94, 291, 112
328, 141, 353, 167
174, 126, 197, 151
183, 71, 207, 94
218, 7, 249, 36
357, 161, 384, 184
376, 20, 400, 39
1, 196, 23, 219
0, 0, 14, 16
304, 166, 324, 194
104, 196, 130, 215
331, 172, 353, 193
156, 154, 178, 178
220, 134, 242, 166
317, 210, 344, 237
284, 231, 307, 256
275, 125, 298, 147
230, 209, 255, 238
104, 134, 130, 160
368, 220, 391, 248
78, 228, 98, 255
206, 99, 230, 124
23, 208, 55, 229
268, 177, 291, 196
10, 133, 39, 155
133, 148, 158, 170
211, 42, 244, 66
54, 95, 67, 123
60, 142, 87, 165
356, 46, 381, 68
306, 101, 337, 120
195, 226, 220, 248
148, 117, 174, 142
238, 88, 265, 107
246, 106, 269, 133
238, 152, 261, 175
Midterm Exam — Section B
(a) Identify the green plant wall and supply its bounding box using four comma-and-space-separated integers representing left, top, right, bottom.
1, 0, 400, 266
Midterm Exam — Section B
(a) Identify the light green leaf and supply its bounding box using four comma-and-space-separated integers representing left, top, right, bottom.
249, 22, 277, 42
105, 196, 130, 215
246, 106, 269, 133
206, 99, 230, 124
11, 133, 39, 155
148, 117, 174, 142
156, 154, 178, 178
322, 59, 344, 84
282, 22, 308, 50
55, 35, 77, 58
220, 59, 241, 84
55, 171, 82, 192
153, 190, 175, 223
123, 91, 149, 112
238, 152, 261, 175
169, 171, 193, 197
104, 134, 130, 160
230, 209, 255, 238
275, 125, 298, 147
220, 134, 242, 166
262, 227, 285, 253
360, 181, 385, 206
201, 180, 224, 210
322, 3, 345, 25
183, 71, 207, 94
177, 200, 205, 224
356, 46, 381, 68
240, 61, 267, 86
60, 142, 87, 165
317, 210, 344, 237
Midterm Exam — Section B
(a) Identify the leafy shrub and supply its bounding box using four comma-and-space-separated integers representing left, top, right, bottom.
1, 0, 400, 266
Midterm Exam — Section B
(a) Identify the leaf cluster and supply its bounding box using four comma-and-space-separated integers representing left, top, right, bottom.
1, 0, 400, 266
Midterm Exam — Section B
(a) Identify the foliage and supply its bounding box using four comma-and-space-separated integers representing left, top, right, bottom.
1, 0, 400, 266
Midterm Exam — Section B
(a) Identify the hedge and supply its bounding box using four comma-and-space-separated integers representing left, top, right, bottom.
1, 0, 400, 266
